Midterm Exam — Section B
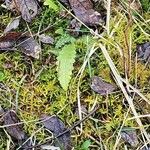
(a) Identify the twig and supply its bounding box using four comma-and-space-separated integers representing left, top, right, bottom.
57, 105, 99, 138
26, 105, 100, 149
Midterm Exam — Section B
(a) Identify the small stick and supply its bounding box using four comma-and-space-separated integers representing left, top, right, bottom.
27, 105, 100, 149
57, 105, 99, 138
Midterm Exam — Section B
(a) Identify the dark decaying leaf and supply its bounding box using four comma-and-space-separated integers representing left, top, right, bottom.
5, 0, 39, 22
17, 36, 41, 58
39, 34, 54, 44
68, 0, 104, 26
0, 32, 41, 58
137, 42, 150, 62
0, 32, 22, 50
91, 76, 116, 95
2, 110, 32, 149
121, 128, 139, 147
3, 110, 25, 140
41, 115, 72, 150
4, 16, 21, 33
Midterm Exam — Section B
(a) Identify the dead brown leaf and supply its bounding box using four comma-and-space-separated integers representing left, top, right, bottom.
41, 115, 72, 150
5, 0, 39, 22
137, 42, 150, 62
68, 0, 104, 26
39, 34, 54, 44
2, 110, 32, 149
0, 32, 22, 50
17, 36, 41, 58
4, 16, 21, 33
121, 128, 139, 147
0, 32, 41, 58
3, 110, 25, 140
91, 76, 116, 95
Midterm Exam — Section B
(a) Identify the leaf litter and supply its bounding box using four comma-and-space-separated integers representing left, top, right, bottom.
0, 32, 41, 58
4, 16, 21, 33
3, 110, 25, 140
5, 0, 40, 22
0, 0, 149, 149
120, 128, 139, 147
1, 0, 42, 58
0, 32, 22, 50
68, 0, 104, 26
17, 34, 41, 58
41, 115, 72, 150
1, 0, 104, 59
1, 110, 32, 149
137, 42, 150, 63
39, 34, 54, 44
60, 0, 104, 26
90, 76, 116, 95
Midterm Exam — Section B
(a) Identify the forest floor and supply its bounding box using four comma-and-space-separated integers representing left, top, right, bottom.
0, 0, 150, 150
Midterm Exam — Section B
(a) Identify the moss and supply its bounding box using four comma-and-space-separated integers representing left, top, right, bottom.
0, 1, 150, 149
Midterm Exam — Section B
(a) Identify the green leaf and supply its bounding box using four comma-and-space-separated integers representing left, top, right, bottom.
57, 43, 76, 91
44, 0, 59, 11
55, 34, 76, 48
55, 28, 64, 35
0, 71, 5, 81
81, 140, 91, 150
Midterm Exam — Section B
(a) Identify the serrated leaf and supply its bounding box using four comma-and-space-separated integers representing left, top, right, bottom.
57, 44, 76, 91
55, 34, 75, 48
44, 0, 59, 11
